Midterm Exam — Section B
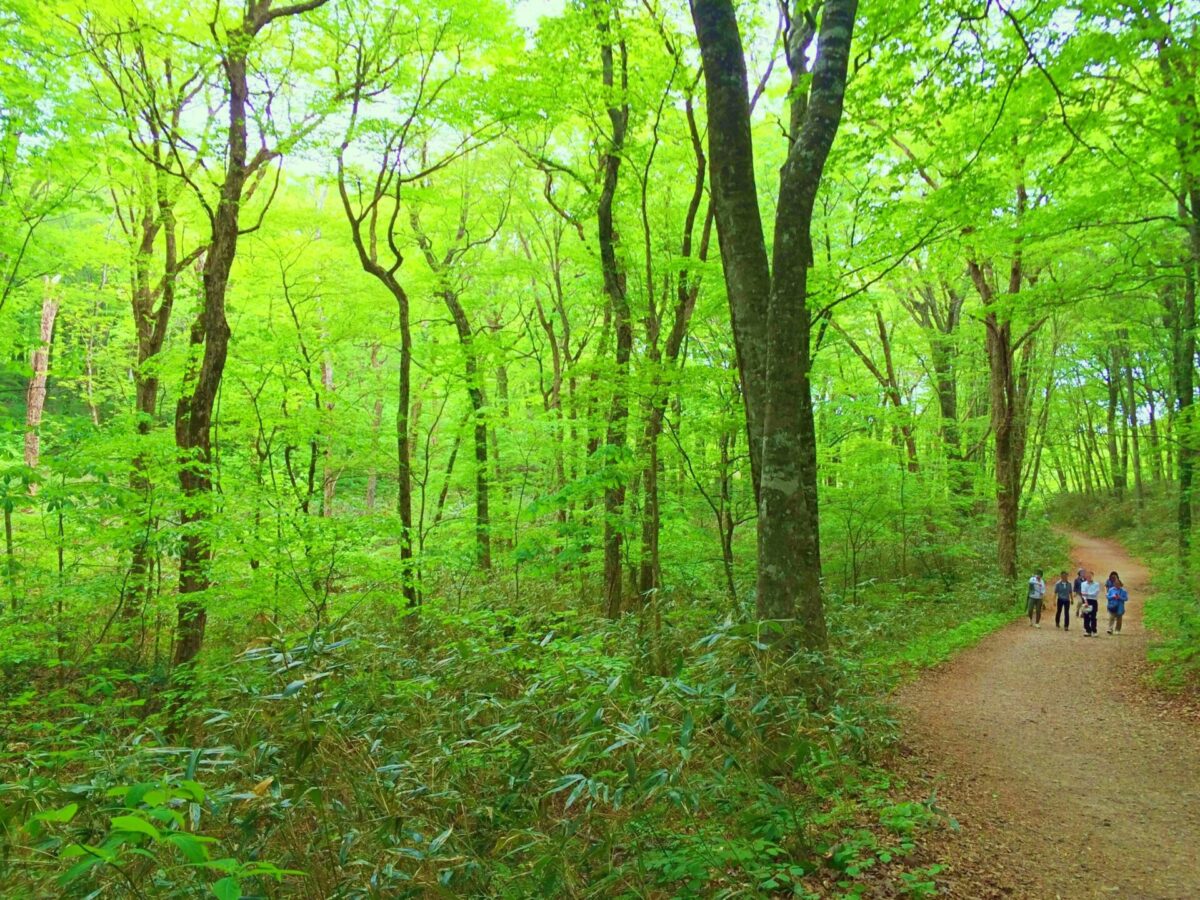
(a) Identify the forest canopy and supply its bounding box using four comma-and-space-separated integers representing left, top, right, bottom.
1, 0, 1197, 896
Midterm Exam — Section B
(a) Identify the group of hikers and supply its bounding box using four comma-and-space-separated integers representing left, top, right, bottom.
1026, 568, 1130, 637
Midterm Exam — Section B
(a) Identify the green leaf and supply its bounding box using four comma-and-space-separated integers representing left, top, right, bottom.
33, 802, 78, 824
212, 876, 241, 900
166, 831, 212, 864
110, 815, 162, 841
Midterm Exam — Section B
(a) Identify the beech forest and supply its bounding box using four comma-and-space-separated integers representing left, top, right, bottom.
1, 0, 1198, 897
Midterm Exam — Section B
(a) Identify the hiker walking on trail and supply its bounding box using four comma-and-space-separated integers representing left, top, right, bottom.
1106, 574, 1129, 635
1027, 569, 1046, 627
1072, 568, 1085, 618
1081, 571, 1101, 636
1053, 571, 1073, 630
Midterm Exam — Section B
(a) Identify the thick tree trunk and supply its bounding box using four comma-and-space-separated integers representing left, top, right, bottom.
980, 301, 1021, 580
693, 0, 855, 650
969, 182, 1037, 580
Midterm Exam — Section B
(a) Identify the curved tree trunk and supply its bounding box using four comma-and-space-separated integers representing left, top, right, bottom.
596, 6, 631, 619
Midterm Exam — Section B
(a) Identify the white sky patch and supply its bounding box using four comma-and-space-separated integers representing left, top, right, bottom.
512, 0, 567, 32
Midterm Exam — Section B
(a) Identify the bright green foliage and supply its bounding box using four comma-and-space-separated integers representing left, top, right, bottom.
0, 0, 1196, 895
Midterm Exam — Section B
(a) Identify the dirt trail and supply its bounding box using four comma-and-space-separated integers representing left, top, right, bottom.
895, 531, 1200, 899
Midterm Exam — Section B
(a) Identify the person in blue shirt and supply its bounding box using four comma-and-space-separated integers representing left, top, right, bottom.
1053, 571, 1073, 630
1106, 574, 1129, 635
1072, 568, 1085, 619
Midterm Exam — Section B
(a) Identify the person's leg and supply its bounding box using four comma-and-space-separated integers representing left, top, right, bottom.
1116, 613, 1123, 633
1107, 612, 1115, 634
1062, 600, 1071, 629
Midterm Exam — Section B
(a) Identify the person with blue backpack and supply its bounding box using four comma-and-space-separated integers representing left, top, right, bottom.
1106, 572, 1129, 635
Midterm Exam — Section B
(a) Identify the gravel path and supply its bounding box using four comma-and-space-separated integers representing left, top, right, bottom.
895, 531, 1200, 899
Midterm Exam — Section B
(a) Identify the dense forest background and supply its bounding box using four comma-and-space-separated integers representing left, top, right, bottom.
1, 0, 1197, 896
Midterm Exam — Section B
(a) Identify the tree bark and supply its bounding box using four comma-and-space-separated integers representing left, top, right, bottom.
23, 282, 59, 479
1121, 340, 1145, 507
1106, 348, 1126, 499
174, 0, 331, 666
596, 6, 631, 619
637, 97, 712, 603
1172, 242, 1197, 555
692, 0, 856, 648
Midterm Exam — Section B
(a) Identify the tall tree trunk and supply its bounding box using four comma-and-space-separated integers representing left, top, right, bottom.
1122, 343, 1145, 507
637, 99, 711, 602
693, 0, 856, 649
396, 296, 416, 601
1174, 242, 1197, 555
366, 342, 383, 510
985, 312, 1020, 579
972, 258, 1034, 581
23, 281, 60, 480
596, 7, 631, 619
1106, 348, 1126, 499
126, 185, 194, 622
1158, 32, 1199, 558
174, 0, 331, 666
1140, 355, 1164, 483
969, 181, 1038, 580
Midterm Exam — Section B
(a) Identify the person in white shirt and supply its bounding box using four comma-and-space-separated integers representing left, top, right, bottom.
1027, 569, 1046, 628
1080, 571, 1101, 636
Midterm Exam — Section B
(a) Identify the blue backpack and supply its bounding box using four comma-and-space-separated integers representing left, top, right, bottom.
1107, 588, 1127, 614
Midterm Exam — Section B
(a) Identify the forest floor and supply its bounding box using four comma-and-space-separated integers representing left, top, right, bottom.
892, 531, 1200, 899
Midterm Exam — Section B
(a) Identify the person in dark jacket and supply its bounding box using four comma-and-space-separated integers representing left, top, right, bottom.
1054, 571, 1073, 630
